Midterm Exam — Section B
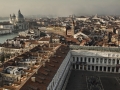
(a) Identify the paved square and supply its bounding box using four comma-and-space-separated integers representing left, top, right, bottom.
66, 70, 120, 90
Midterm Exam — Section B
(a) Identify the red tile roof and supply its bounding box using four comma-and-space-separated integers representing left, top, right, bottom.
20, 45, 69, 90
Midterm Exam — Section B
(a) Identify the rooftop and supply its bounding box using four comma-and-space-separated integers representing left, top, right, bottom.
20, 45, 69, 90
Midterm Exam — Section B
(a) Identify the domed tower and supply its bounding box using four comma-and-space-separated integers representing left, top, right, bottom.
9, 14, 16, 24
16, 9, 24, 22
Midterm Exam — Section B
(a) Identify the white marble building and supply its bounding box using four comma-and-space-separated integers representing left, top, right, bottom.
9, 10, 28, 30
47, 45, 120, 90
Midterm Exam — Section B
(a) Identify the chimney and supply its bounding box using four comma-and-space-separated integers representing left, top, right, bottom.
31, 77, 35, 82
43, 62, 45, 67
48, 59, 50, 62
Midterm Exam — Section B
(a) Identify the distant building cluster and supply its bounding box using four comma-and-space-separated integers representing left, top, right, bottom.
0, 10, 28, 35
9, 10, 28, 30
0, 12, 120, 90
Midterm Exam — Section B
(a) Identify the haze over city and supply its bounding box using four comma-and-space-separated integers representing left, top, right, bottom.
0, 0, 120, 17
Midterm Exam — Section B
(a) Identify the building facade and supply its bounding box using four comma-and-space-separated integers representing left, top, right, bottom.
47, 46, 120, 90
9, 10, 28, 30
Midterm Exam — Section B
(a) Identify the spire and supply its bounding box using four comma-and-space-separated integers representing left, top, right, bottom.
10, 14, 11, 17
18, 9, 21, 14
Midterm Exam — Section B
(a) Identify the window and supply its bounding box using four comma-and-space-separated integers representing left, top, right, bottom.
104, 59, 107, 63
96, 58, 98, 63
100, 58, 103, 63
77, 57, 79, 61
108, 59, 111, 64
92, 58, 94, 63
84, 57, 86, 62
117, 59, 119, 64
81, 57, 82, 62
88, 58, 90, 62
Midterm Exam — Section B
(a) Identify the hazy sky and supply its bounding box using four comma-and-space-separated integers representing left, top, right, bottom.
0, 0, 120, 17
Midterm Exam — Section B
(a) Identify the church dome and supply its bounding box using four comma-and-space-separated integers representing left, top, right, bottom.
12, 14, 16, 18
17, 10, 24, 19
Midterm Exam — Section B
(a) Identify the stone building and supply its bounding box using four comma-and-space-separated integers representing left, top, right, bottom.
9, 10, 28, 30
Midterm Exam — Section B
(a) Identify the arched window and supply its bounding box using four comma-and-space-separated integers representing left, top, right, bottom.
112, 59, 115, 64
104, 58, 107, 63
108, 59, 111, 64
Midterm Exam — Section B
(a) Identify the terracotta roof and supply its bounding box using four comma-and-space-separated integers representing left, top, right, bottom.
39, 37, 50, 41
66, 37, 80, 44
20, 45, 69, 90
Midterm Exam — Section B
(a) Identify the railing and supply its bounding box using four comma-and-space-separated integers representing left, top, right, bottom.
70, 45, 120, 52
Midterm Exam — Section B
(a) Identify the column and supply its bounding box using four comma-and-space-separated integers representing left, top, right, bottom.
98, 58, 100, 64
94, 66, 96, 71
79, 65, 80, 70
75, 57, 76, 62
110, 67, 112, 72
106, 67, 108, 72
83, 66, 84, 70
98, 66, 100, 71
86, 65, 88, 70
83, 57, 85, 62
75, 65, 76, 69
86, 57, 88, 63
114, 67, 116, 73
106, 59, 108, 65
102, 67, 104, 72
115, 59, 117, 64
94, 58, 96, 64
79, 56, 80, 62
90, 66, 92, 71
103, 58, 105, 64
111, 59, 113, 65
89, 58, 91, 64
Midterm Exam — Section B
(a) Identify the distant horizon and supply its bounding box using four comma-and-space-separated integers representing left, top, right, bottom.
0, 0, 120, 17
0, 14, 120, 19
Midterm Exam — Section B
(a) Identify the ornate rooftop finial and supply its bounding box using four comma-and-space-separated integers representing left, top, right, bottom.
18, 9, 21, 14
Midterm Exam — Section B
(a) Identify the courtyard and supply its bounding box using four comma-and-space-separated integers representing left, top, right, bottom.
66, 70, 120, 90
